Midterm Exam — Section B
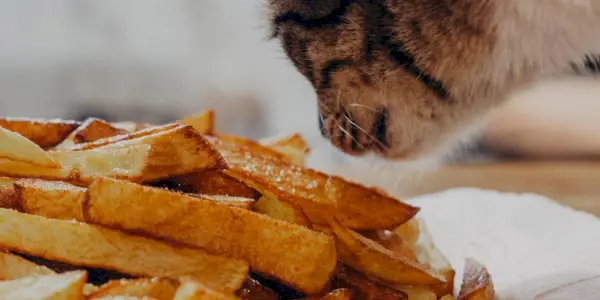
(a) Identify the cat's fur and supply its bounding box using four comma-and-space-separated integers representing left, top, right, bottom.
268, 0, 600, 159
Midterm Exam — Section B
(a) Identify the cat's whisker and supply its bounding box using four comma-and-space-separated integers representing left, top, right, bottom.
343, 115, 389, 151
347, 103, 379, 112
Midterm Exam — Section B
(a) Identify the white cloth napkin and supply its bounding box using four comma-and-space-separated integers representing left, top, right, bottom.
408, 188, 600, 300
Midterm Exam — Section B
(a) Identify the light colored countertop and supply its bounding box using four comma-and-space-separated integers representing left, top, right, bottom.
334, 161, 600, 217
395, 161, 600, 217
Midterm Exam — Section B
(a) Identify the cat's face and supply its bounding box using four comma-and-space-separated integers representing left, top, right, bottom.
269, 0, 498, 159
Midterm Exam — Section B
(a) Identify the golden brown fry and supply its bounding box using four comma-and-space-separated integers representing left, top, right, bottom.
0, 145, 152, 183
259, 133, 311, 165
405, 220, 456, 297
252, 196, 311, 227
332, 265, 408, 300
440, 295, 455, 300
67, 123, 180, 151
457, 258, 495, 300
175, 170, 258, 199
0, 177, 17, 209
54, 118, 127, 150
0, 208, 249, 293
72, 124, 225, 181
395, 286, 437, 300
88, 278, 178, 299
84, 177, 337, 295
303, 289, 351, 300
0, 126, 60, 168
0, 270, 87, 300
0, 250, 55, 280
208, 136, 419, 230
177, 109, 215, 135
14, 179, 86, 221
188, 194, 254, 209
0, 117, 80, 149
394, 218, 420, 246
173, 278, 239, 300
360, 230, 417, 261
329, 218, 445, 286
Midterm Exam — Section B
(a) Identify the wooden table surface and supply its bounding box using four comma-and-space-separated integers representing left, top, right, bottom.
339, 161, 600, 217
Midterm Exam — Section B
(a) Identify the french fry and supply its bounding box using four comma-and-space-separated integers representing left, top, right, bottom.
401, 219, 456, 297
0, 145, 152, 183
209, 136, 419, 230
0, 209, 249, 293
259, 133, 311, 165
175, 170, 258, 199
331, 265, 408, 300
84, 177, 337, 295
173, 278, 239, 300
0, 126, 59, 168
0, 250, 55, 280
457, 258, 495, 300
252, 196, 312, 227
0, 270, 87, 300
440, 295, 455, 300
70, 124, 226, 181
329, 218, 445, 286
0, 117, 80, 149
177, 109, 215, 135
189, 194, 254, 209
0, 177, 17, 209
359, 230, 418, 261
88, 278, 179, 299
54, 118, 127, 150
229, 170, 311, 226
14, 179, 86, 221
67, 123, 180, 151
395, 286, 437, 300
303, 289, 351, 300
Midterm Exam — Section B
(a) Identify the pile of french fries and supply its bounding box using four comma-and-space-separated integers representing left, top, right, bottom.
0, 110, 495, 300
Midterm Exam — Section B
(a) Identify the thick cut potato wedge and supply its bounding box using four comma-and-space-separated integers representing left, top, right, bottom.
54, 118, 127, 150
0, 145, 151, 183
189, 194, 254, 209
360, 230, 417, 261
332, 265, 408, 300
259, 133, 311, 165
14, 179, 86, 221
173, 278, 238, 300
175, 170, 258, 199
0, 177, 17, 209
177, 109, 215, 135
88, 278, 178, 299
395, 286, 437, 300
440, 295, 455, 300
397, 219, 455, 297
0, 209, 249, 293
0, 250, 55, 280
208, 136, 418, 230
0, 126, 59, 168
329, 219, 445, 286
304, 289, 351, 300
457, 258, 495, 300
0, 118, 80, 149
84, 178, 337, 295
71, 124, 225, 180
252, 196, 311, 227
67, 123, 180, 151
0, 270, 87, 300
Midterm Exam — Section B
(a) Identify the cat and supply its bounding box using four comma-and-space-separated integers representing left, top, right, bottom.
268, 0, 600, 160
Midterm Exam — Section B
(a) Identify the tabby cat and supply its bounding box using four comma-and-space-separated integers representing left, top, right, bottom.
268, 0, 600, 159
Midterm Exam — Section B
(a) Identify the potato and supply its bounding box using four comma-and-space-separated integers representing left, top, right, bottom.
0, 117, 80, 149
0, 270, 87, 300
84, 177, 337, 295
0, 126, 59, 168
457, 258, 495, 300
0, 208, 249, 293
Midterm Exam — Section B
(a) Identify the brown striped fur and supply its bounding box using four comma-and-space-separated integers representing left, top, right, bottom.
269, 0, 600, 159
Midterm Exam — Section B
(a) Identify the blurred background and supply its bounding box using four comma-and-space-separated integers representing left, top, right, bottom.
1, 1, 600, 213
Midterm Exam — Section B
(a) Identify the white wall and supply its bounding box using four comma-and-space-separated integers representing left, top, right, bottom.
0, 0, 318, 140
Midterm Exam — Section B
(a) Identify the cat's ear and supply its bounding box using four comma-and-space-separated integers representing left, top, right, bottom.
269, 0, 343, 21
